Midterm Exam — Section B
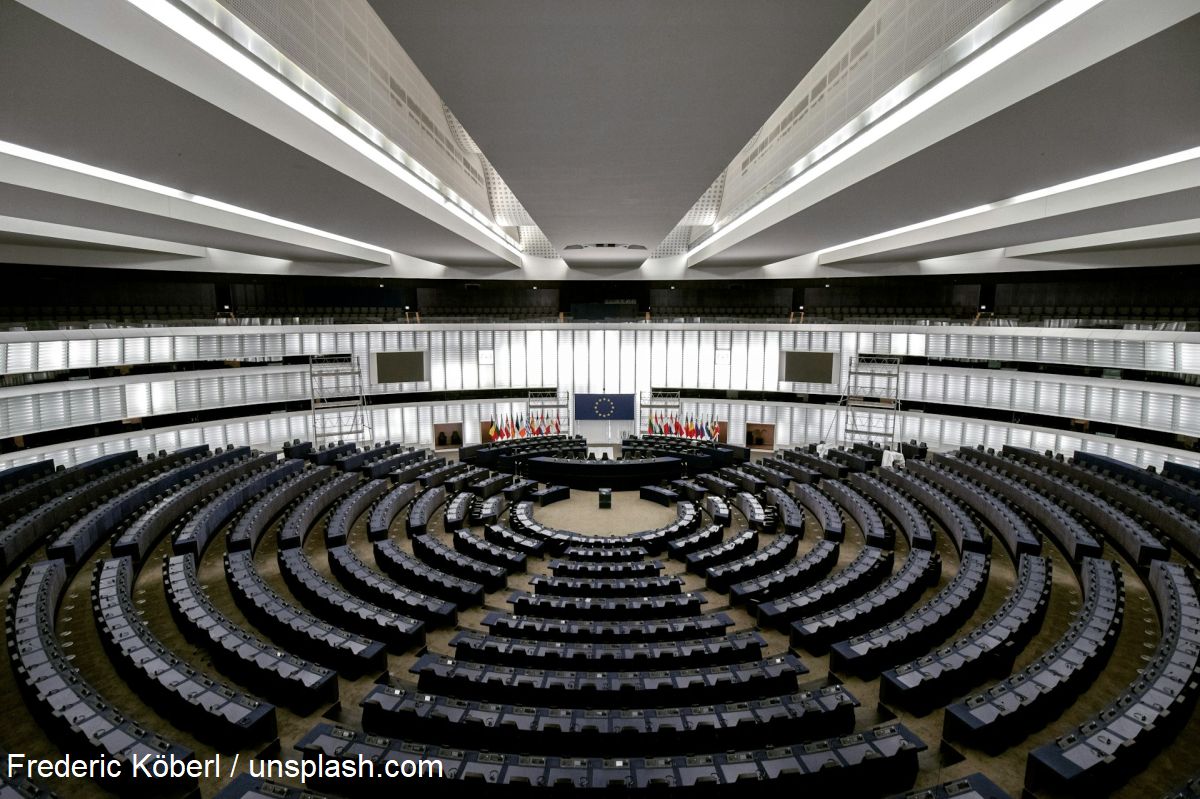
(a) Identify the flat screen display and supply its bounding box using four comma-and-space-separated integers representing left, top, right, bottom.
373, 351, 428, 383
780, 351, 836, 384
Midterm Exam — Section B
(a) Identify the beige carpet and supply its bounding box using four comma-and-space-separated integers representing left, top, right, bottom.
533, 489, 676, 535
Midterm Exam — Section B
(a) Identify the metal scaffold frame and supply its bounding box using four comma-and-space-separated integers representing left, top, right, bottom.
527, 389, 570, 434
309, 354, 371, 446
837, 355, 901, 448
639, 390, 681, 433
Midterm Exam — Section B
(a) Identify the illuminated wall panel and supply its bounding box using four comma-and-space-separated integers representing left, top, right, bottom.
2, 323, 1200, 455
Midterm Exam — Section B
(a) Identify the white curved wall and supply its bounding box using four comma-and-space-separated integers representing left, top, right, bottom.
1, 397, 1195, 473
2, 323, 1198, 471
3, 324, 1199, 442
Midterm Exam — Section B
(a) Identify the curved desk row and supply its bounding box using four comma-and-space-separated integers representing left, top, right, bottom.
525, 456, 683, 490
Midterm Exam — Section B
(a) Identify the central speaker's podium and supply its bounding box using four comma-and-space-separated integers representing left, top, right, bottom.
598, 488, 612, 509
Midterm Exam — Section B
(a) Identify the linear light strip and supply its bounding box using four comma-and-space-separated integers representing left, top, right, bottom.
0, 139, 394, 258
687, 0, 1105, 260
814, 146, 1200, 259
124, 0, 524, 258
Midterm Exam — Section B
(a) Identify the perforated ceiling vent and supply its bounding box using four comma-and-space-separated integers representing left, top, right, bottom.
564, 243, 647, 251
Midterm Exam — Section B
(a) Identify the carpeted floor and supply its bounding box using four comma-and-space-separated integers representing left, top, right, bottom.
534, 489, 676, 535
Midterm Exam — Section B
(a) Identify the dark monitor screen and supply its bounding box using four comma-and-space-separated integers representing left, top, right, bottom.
780, 351, 835, 384
374, 351, 428, 383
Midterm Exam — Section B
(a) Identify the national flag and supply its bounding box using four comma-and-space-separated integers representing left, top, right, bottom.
687, 416, 696, 438
646, 415, 654, 435
533, 414, 542, 436
674, 415, 684, 436
554, 412, 561, 434
488, 419, 498, 441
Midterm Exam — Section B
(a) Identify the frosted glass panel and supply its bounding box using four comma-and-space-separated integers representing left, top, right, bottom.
574, 332, 590, 393
1061, 385, 1086, 417
1180, 344, 1200, 373
124, 384, 150, 418
588, 330, 604, 392
1086, 387, 1113, 420
525, 330, 542, 388
746, 331, 765, 391
1114, 389, 1143, 426
512, 330, 530, 389
944, 374, 966, 404
542, 330, 559, 389
1011, 378, 1035, 411
1090, 339, 1116, 368
38, 341, 67, 371
1144, 341, 1175, 371
1037, 382, 1062, 415
650, 330, 667, 388
1145, 393, 1174, 429
697, 330, 716, 390
1039, 338, 1064, 363
604, 330, 621, 393
729, 331, 749, 391
69, 339, 96, 369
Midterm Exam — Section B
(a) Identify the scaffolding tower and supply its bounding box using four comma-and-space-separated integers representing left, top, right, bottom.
639, 390, 681, 434
528, 389, 571, 434
309, 354, 371, 446
839, 355, 901, 447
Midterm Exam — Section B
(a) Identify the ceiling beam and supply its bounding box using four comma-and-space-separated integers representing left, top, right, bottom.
1004, 218, 1200, 257
0, 141, 395, 264
0, 214, 206, 256
685, 0, 1200, 266
816, 148, 1200, 264
17, 0, 524, 266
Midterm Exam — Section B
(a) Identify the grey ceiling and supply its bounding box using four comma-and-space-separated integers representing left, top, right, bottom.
0, 183, 373, 263
703, 15, 1200, 268
0, 0, 1196, 277
371, 0, 871, 265
834, 187, 1200, 264
0, 0, 506, 269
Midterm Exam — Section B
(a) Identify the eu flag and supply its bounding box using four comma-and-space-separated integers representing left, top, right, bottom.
575, 393, 636, 420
